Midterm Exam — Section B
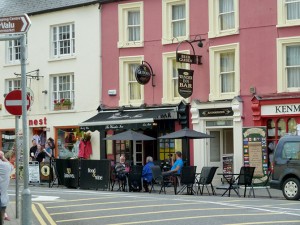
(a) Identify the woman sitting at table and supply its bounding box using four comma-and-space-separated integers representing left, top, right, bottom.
115, 154, 128, 181
163, 151, 184, 175
142, 156, 154, 192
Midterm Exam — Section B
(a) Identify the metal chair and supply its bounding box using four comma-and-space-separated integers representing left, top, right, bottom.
196, 166, 218, 195
149, 165, 173, 194
127, 165, 143, 192
233, 166, 256, 197
177, 166, 197, 195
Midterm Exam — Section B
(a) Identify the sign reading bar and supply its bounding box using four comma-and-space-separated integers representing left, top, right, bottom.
0, 14, 31, 34
178, 68, 194, 98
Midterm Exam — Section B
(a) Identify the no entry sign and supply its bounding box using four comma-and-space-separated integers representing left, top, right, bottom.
4, 90, 31, 116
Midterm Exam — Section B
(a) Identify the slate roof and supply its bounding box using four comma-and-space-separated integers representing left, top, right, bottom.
0, 0, 102, 17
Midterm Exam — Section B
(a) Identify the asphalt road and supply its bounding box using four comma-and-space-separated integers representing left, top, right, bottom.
8, 185, 300, 225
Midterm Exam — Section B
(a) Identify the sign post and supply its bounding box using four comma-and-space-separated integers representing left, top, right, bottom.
0, 14, 32, 225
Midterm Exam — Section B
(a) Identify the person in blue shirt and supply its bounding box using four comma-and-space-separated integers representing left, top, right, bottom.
142, 156, 154, 192
170, 151, 184, 174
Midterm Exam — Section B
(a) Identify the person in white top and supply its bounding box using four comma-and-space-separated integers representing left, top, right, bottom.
0, 151, 13, 225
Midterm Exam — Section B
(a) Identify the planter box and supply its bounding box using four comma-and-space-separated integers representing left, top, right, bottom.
54, 105, 71, 111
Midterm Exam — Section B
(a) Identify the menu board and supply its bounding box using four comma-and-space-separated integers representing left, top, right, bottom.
29, 161, 40, 184
222, 154, 234, 174
243, 127, 268, 177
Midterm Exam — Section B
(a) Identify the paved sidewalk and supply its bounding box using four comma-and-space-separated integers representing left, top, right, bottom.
4, 202, 20, 225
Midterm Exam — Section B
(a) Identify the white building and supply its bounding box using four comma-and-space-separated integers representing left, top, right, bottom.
0, 1, 101, 159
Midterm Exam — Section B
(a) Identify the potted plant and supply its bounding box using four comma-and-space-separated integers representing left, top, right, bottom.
53, 100, 62, 110
62, 99, 72, 110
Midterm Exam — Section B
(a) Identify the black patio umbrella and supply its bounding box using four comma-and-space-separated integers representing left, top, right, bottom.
103, 129, 155, 141
158, 127, 214, 139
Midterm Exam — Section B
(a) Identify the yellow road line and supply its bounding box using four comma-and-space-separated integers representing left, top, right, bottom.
47, 199, 184, 209
36, 203, 57, 225
55, 207, 235, 223
32, 203, 47, 225
225, 220, 300, 225
50, 202, 201, 214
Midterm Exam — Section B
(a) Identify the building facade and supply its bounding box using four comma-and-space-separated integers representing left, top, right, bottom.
0, 1, 101, 159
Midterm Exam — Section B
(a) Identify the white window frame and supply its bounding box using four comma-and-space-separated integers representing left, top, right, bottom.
278, 0, 300, 27
209, 43, 240, 101
50, 73, 75, 110
119, 56, 144, 106
208, 0, 239, 38
162, 51, 190, 104
6, 79, 21, 93
50, 23, 75, 59
5, 35, 27, 64
118, 2, 144, 48
162, 0, 189, 45
277, 36, 300, 92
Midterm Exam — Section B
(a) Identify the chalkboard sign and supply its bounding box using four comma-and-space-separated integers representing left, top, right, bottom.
29, 161, 40, 184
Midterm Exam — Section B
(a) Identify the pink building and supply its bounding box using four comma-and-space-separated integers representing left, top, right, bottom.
82, 0, 300, 175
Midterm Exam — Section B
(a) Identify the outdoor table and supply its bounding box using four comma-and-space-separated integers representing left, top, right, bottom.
217, 173, 240, 197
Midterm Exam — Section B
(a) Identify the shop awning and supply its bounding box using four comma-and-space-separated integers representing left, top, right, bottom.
79, 107, 176, 131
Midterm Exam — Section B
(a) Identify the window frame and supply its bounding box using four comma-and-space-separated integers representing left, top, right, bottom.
6, 79, 21, 93
209, 43, 240, 101
277, 36, 300, 93
162, 51, 190, 104
162, 0, 189, 45
119, 56, 144, 106
50, 23, 75, 59
278, 0, 300, 27
50, 73, 75, 111
5, 35, 27, 64
118, 2, 144, 48
208, 0, 239, 38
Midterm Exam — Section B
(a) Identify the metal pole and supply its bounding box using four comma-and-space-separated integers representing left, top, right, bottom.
15, 116, 20, 218
20, 34, 32, 225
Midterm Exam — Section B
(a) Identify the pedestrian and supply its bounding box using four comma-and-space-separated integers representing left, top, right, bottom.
0, 151, 13, 225
29, 139, 38, 161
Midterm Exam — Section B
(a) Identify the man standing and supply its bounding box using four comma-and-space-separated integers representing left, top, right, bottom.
0, 151, 13, 225
29, 140, 37, 161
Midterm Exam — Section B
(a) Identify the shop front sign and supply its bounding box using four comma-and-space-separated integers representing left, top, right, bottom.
199, 107, 233, 117
261, 104, 300, 116
178, 68, 194, 98
28, 117, 47, 126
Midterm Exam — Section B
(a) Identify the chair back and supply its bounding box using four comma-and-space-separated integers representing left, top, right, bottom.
238, 166, 255, 185
199, 167, 216, 185
180, 166, 197, 184
151, 165, 163, 182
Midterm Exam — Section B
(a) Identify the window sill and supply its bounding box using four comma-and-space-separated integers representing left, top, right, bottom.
118, 41, 144, 48
48, 56, 76, 62
3, 62, 29, 67
48, 109, 75, 114
208, 29, 239, 39
277, 23, 300, 28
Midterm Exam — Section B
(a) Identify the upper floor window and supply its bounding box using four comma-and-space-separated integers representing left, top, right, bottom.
119, 56, 144, 106
118, 2, 144, 48
209, 43, 240, 101
208, 0, 239, 38
278, 0, 300, 27
162, 51, 189, 104
162, 0, 189, 45
6, 35, 27, 64
51, 74, 74, 111
277, 37, 300, 92
51, 23, 75, 58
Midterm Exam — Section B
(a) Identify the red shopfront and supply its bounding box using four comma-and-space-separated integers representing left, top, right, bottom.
252, 94, 300, 154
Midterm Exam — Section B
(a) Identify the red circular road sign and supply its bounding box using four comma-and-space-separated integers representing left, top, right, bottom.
4, 90, 31, 116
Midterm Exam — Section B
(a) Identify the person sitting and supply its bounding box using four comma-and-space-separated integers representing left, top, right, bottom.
142, 156, 154, 192
163, 151, 184, 176
114, 155, 128, 190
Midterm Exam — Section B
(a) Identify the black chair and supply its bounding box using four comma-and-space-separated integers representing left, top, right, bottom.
231, 166, 256, 197
127, 165, 143, 192
149, 165, 173, 194
196, 166, 218, 195
177, 166, 197, 195
110, 166, 127, 191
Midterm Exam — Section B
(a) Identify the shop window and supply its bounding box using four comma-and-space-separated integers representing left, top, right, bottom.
277, 118, 286, 137
1, 131, 15, 154
288, 118, 297, 135
114, 140, 131, 163
57, 128, 81, 159
267, 119, 275, 137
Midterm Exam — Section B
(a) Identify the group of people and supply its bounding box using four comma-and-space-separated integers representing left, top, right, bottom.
29, 137, 55, 163
114, 151, 183, 192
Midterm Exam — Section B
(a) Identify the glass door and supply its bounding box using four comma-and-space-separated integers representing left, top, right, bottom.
134, 140, 143, 165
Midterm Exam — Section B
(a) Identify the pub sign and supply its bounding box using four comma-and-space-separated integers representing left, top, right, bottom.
178, 68, 194, 98
135, 64, 152, 85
